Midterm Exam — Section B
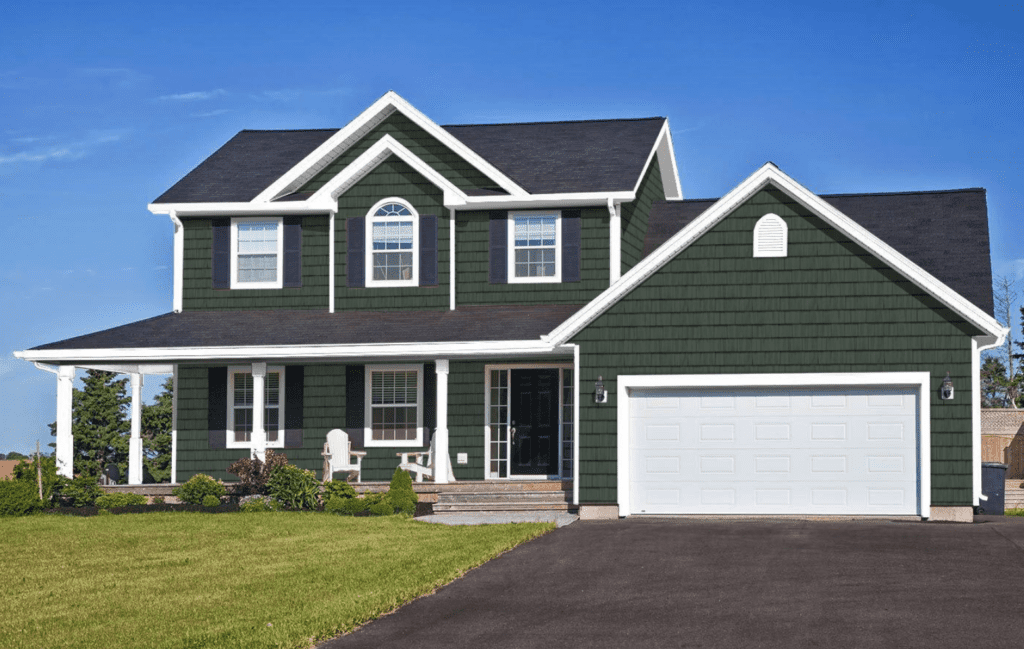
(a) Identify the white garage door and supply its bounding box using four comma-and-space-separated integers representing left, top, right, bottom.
629, 386, 920, 515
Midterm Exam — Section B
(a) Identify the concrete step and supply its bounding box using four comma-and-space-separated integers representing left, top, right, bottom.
433, 502, 575, 513
436, 492, 572, 504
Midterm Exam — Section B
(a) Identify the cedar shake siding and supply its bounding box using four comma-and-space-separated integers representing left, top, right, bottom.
620, 158, 664, 273
570, 185, 983, 506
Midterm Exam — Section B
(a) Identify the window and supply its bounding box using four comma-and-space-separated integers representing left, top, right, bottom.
366, 199, 418, 287
753, 213, 788, 258
227, 367, 285, 449
231, 217, 283, 289
508, 211, 561, 283
364, 365, 423, 447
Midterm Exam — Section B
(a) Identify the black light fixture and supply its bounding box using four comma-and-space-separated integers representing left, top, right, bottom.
594, 375, 608, 403
940, 372, 954, 400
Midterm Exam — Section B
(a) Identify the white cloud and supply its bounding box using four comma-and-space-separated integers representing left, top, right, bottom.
190, 109, 232, 118
158, 89, 227, 102
0, 129, 127, 166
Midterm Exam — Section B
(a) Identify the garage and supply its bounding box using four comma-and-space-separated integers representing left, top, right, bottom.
624, 380, 923, 516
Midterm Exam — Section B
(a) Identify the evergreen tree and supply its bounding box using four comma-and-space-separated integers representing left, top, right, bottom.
49, 370, 131, 480
142, 378, 174, 483
981, 356, 1009, 408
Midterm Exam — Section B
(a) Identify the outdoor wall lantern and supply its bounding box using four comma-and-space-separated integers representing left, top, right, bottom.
940, 372, 955, 400
594, 376, 608, 404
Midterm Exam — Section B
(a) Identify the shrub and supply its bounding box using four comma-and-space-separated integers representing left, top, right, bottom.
266, 464, 320, 510
202, 495, 221, 508
151, 496, 165, 505
0, 480, 43, 516
12, 456, 63, 506
61, 475, 102, 507
386, 468, 418, 515
368, 496, 396, 516
172, 474, 226, 505
95, 493, 148, 508
240, 497, 275, 513
227, 450, 288, 496
330, 497, 369, 515
323, 480, 357, 502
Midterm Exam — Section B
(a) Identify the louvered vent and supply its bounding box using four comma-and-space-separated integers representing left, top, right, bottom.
753, 214, 787, 258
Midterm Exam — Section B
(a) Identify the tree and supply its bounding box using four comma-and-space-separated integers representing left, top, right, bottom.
987, 275, 1023, 408
141, 377, 174, 483
50, 370, 130, 480
981, 356, 1009, 408
2, 451, 28, 461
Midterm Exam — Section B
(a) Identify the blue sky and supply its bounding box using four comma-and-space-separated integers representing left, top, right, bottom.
1, 0, 1022, 454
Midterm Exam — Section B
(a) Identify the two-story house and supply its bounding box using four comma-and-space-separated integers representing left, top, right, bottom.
16, 91, 1007, 521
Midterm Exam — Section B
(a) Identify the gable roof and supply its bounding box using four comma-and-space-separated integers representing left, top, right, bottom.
548, 163, 1006, 346
442, 118, 666, 194
644, 188, 994, 314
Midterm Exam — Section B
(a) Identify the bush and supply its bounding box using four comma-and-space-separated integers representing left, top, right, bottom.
227, 450, 288, 496
387, 468, 418, 515
266, 464, 320, 510
0, 480, 43, 516
240, 497, 276, 513
368, 496, 396, 516
323, 480, 357, 502
151, 496, 165, 505
202, 495, 221, 508
95, 493, 148, 508
61, 475, 102, 507
172, 474, 226, 505
12, 456, 63, 506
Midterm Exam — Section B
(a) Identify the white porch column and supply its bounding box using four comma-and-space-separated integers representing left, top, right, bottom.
171, 365, 178, 484
128, 373, 144, 485
434, 359, 450, 484
55, 365, 76, 479
251, 362, 267, 462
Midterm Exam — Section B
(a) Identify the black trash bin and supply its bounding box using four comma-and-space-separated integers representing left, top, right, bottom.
979, 462, 1009, 515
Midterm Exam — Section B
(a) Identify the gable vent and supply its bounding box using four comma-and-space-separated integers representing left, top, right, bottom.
753, 213, 787, 258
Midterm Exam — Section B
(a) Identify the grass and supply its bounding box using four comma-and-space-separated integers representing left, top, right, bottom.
0, 512, 553, 649
1005, 508, 1024, 516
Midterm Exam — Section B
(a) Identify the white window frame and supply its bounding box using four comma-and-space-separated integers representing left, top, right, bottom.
226, 365, 285, 449
364, 364, 424, 447
753, 213, 788, 258
365, 197, 419, 288
508, 211, 562, 283
230, 216, 284, 289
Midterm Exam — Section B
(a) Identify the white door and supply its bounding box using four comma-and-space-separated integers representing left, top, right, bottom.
628, 386, 919, 515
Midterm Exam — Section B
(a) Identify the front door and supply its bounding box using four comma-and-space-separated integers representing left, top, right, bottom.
510, 369, 559, 475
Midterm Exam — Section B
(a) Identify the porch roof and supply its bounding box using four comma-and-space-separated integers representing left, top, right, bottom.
28, 305, 584, 352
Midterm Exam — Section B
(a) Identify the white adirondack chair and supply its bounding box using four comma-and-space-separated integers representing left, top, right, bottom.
322, 429, 366, 483
397, 435, 456, 483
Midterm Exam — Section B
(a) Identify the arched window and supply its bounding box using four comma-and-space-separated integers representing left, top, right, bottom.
366, 198, 418, 286
753, 213, 787, 258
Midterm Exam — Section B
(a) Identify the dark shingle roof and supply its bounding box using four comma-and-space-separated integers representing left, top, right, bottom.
443, 118, 665, 194
30, 305, 584, 352
153, 129, 337, 203
643, 189, 993, 314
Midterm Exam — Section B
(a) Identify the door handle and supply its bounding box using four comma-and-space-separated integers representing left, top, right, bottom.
510, 420, 516, 435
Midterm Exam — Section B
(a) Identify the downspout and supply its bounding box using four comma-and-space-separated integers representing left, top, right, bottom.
607, 198, 621, 284
449, 208, 456, 310
168, 211, 183, 313
328, 210, 336, 313
973, 330, 1009, 506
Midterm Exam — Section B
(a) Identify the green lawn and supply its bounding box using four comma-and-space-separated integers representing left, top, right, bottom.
0, 512, 553, 649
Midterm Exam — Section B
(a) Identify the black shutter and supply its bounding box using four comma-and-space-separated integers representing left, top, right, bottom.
283, 217, 302, 288
423, 364, 436, 446
347, 217, 365, 288
419, 215, 438, 286
207, 367, 227, 449
489, 211, 507, 284
346, 365, 365, 430
284, 365, 304, 448
562, 210, 582, 283
211, 219, 230, 289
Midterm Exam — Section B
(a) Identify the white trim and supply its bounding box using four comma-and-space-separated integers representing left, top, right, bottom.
434, 359, 450, 484
547, 162, 1006, 345
171, 364, 178, 485
230, 216, 284, 290
753, 213, 788, 258
226, 365, 285, 450
608, 198, 621, 284
364, 363, 424, 448
128, 373, 143, 485
252, 91, 527, 202
149, 202, 332, 216
973, 335, 1004, 506
328, 210, 336, 313
55, 365, 76, 479
365, 198, 419, 288
572, 344, 580, 506
169, 211, 183, 313
615, 372, 932, 518
507, 211, 562, 284
449, 208, 456, 311
461, 191, 635, 211
655, 119, 683, 200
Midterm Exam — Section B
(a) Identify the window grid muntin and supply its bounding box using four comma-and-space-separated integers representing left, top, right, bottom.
370, 369, 419, 442
366, 199, 418, 287
489, 369, 510, 478
230, 370, 281, 445
513, 215, 557, 277
561, 368, 574, 479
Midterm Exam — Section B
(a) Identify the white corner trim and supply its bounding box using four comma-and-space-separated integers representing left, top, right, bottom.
252, 91, 527, 203
632, 120, 682, 200
328, 210, 336, 313
547, 162, 1006, 346
973, 334, 1005, 506
168, 211, 183, 313
449, 208, 456, 311
572, 344, 580, 507
608, 198, 621, 284
614, 372, 932, 518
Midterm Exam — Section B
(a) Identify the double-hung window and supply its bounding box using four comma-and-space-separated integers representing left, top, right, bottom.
226, 366, 285, 449
364, 365, 423, 447
366, 200, 418, 287
231, 217, 284, 289
508, 211, 561, 282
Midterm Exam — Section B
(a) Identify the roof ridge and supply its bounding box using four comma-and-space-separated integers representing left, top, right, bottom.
442, 116, 665, 128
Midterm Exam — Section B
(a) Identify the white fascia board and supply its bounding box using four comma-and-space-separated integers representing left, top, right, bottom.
461, 191, 635, 211
547, 162, 1005, 346
147, 202, 335, 216
311, 135, 468, 207
631, 120, 682, 200
253, 91, 528, 203
14, 340, 568, 364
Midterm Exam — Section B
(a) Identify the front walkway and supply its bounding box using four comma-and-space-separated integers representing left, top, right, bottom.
320, 516, 1024, 648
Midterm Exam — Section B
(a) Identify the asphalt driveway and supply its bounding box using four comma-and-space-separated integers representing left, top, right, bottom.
321, 516, 1024, 648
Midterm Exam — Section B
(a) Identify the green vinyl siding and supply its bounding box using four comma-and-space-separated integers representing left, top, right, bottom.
181, 216, 329, 311
571, 185, 982, 506
299, 111, 501, 194
456, 208, 610, 305
334, 157, 449, 311
175, 364, 342, 482
619, 157, 664, 272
